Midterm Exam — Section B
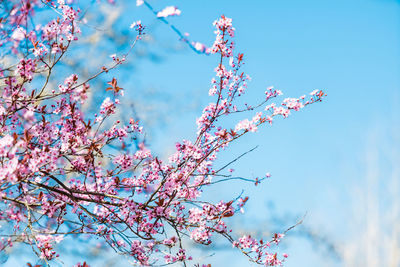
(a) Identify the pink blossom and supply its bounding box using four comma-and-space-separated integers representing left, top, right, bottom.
130, 20, 145, 35
16, 58, 36, 81
11, 27, 26, 41
193, 41, 210, 54
157, 6, 181, 18
235, 119, 258, 132
130, 20, 141, 29
100, 97, 116, 115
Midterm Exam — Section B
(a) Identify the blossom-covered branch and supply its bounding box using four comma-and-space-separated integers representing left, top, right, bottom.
0, 1, 324, 266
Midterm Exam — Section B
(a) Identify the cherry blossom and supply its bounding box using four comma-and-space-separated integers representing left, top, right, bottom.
157, 6, 182, 18
0, 1, 325, 265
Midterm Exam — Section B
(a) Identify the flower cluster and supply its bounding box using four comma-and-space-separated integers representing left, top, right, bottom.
35, 235, 64, 260
157, 6, 181, 18
0, 1, 325, 265
130, 20, 145, 36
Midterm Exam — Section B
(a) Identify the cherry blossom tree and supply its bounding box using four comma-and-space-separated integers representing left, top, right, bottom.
0, 1, 324, 266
